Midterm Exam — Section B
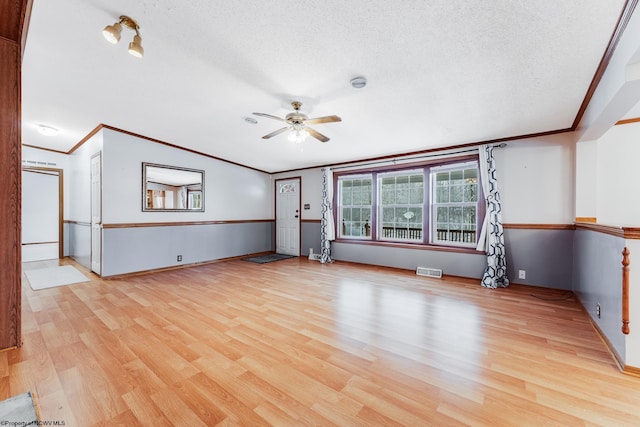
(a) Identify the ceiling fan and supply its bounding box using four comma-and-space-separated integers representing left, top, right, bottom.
253, 101, 341, 143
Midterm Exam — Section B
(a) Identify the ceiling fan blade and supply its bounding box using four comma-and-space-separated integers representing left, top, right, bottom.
253, 112, 286, 122
262, 126, 290, 139
306, 127, 330, 143
304, 115, 342, 125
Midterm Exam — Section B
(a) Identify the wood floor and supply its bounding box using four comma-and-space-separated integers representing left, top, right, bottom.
2, 257, 640, 426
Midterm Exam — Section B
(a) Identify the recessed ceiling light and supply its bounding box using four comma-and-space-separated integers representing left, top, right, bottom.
36, 124, 59, 136
350, 76, 367, 89
244, 117, 258, 124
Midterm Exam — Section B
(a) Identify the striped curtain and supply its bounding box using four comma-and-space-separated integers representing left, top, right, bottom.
320, 168, 335, 263
477, 145, 509, 289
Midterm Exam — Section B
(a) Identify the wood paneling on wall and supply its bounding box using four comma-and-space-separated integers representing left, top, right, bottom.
0, 0, 32, 350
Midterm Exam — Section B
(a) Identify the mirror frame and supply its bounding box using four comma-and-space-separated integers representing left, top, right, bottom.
142, 162, 205, 212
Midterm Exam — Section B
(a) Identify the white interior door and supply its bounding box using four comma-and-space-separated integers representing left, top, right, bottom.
22, 169, 60, 262
276, 179, 300, 256
91, 153, 102, 275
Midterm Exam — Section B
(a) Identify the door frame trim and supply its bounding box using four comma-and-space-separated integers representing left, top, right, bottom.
90, 151, 102, 275
22, 167, 64, 259
274, 176, 302, 256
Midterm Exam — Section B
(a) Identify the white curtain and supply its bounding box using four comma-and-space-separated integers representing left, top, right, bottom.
320, 167, 335, 263
477, 145, 509, 289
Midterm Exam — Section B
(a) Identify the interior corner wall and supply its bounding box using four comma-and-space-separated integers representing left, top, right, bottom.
98, 129, 274, 276
68, 131, 104, 268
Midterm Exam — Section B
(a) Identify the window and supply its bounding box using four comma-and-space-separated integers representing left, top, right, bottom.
379, 171, 424, 241
336, 159, 481, 248
338, 175, 372, 238
432, 163, 479, 246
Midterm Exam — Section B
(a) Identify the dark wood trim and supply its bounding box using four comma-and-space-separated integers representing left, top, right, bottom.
575, 217, 597, 223
0, 0, 32, 351
302, 219, 321, 224
334, 239, 485, 255
66, 124, 103, 154
274, 128, 572, 175
615, 117, 640, 126
102, 219, 274, 229
69, 124, 270, 174
622, 247, 630, 335
622, 227, 640, 239
503, 223, 575, 230
575, 223, 624, 238
572, 0, 639, 130
22, 143, 68, 155
575, 223, 640, 239
101, 251, 274, 280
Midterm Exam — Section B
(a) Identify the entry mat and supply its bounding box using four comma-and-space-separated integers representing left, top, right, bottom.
242, 254, 297, 264
25, 265, 90, 290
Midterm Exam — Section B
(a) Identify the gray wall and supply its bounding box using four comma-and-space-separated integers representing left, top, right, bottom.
311, 228, 574, 289
572, 228, 625, 360
332, 241, 487, 278
505, 228, 574, 289
102, 221, 274, 277
68, 222, 91, 269
302, 221, 322, 256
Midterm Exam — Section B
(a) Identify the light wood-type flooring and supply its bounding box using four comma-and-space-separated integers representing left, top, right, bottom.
2, 257, 640, 426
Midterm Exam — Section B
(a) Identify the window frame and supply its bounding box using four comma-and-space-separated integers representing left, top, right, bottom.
334, 155, 484, 250
337, 174, 374, 240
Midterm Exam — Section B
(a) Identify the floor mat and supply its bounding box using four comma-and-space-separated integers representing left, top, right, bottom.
242, 254, 297, 264
25, 265, 90, 290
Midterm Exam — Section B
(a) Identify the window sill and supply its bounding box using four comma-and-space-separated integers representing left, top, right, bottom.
333, 239, 485, 255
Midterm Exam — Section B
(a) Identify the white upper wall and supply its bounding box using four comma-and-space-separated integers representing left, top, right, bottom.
22, 145, 71, 218
101, 129, 273, 223
594, 122, 640, 226
278, 133, 576, 224
496, 133, 575, 224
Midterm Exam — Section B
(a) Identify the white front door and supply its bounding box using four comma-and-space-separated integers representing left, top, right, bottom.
276, 178, 300, 256
90, 153, 102, 275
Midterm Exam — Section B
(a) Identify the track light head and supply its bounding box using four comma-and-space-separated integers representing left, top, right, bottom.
128, 34, 144, 58
102, 22, 122, 44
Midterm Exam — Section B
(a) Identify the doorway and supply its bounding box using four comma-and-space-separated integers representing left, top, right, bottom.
275, 178, 301, 256
22, 167, 63, 262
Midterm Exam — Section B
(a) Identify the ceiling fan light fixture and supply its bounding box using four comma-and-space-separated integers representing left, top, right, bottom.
350, 76, 367, 89
288, 127, 309, 144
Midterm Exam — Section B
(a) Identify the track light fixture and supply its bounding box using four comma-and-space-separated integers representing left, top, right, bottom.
102, 15, 144, 58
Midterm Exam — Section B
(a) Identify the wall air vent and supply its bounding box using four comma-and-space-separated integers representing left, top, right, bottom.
416, 266, 442, 278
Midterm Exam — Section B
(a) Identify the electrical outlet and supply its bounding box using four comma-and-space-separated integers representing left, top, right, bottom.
596, 303, 601, 318
177, 255, 182, 262
518, 269, 526, 279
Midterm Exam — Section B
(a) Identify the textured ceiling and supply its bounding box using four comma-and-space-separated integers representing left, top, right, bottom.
22, 0, 627, 173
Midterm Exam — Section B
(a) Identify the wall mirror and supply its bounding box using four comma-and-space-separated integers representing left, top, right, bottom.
142, 163, 204, 211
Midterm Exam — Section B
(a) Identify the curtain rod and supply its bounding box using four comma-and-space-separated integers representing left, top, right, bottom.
330, 143, 506, 171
